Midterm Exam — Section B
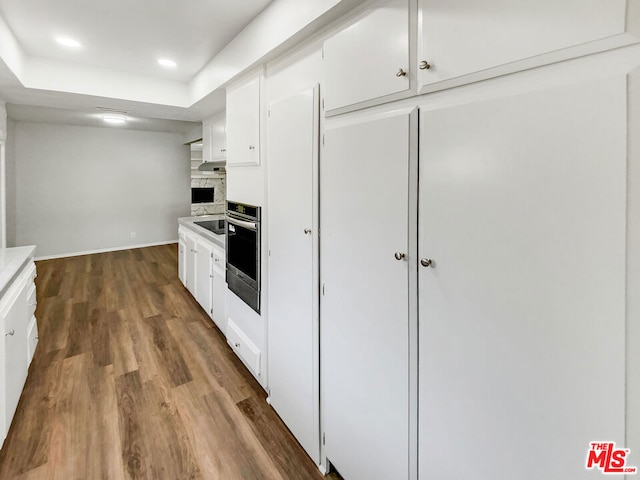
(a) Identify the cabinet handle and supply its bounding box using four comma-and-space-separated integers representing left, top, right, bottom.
419, 60, 431, 70
304, 228, 311, 235
396, 68, 407, 77
420, 258, 433, 267
221, 149, 226, 153
234, 342, 240, 348
5, 329, 15, 336
394, 252, 406, 261
248, 145, 255, 150
35, 336, 39, 340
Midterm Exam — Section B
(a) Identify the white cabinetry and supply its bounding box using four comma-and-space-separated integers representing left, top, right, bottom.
417, 0, 639, 94
195, 240, 214, 316
178, 226, 227, 329
324, 0, 411, 113
0, 256, 37, 448
203, 113, 227, 163
322, 0, 640, 111
267, 86, 320, 464
227, 75, 261, 166
321, 107, 417, 480
417, 77, 627, 480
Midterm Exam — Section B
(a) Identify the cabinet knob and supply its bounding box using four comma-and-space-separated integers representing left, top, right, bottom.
304, 228, 312, 235
420, 258, 433, 267
419, 60, 431, 70
5, 329, 15, 336
234, 342, 240, 348
248, 145, 255, 150
394, 252, 406, 261
221, 149, 226, 153
396, 68, 407, 77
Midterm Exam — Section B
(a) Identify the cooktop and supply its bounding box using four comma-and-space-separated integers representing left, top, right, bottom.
194, 219, 226, 235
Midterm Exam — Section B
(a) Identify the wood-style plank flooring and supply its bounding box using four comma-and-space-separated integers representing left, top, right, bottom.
0, 244, 334, 480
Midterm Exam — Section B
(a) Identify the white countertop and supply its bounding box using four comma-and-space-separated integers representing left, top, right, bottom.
0, 245, 36, 297
178, 215, 226, 248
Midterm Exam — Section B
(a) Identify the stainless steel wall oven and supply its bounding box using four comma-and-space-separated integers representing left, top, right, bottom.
226, 201, 261, 313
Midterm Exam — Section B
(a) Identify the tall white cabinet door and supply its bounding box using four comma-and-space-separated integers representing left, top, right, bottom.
322, 107, 417, 480
195, 240, 214, 317
418, 0, 636, 93
324, 0, 410, 112
418, 77, 627, 480
227, 75, 260, 166
267, 86, 320, 463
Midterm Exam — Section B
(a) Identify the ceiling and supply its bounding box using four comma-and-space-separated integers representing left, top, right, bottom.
0, 0, 363, 129
0, 0, 273, 82
0, 0, 273, 129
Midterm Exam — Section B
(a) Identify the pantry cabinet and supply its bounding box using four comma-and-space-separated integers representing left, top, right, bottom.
267, 86, 320, 464
323, 0, 411, 113
321, 106, 418, 480
417, 76, 628, 480
226, 75, 261, 166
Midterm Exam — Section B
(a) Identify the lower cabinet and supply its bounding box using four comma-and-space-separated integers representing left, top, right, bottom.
178, 226, 227, 330
0, 257, 37, 448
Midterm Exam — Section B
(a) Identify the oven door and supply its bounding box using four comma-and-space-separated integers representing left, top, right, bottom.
226, 215, 259, 291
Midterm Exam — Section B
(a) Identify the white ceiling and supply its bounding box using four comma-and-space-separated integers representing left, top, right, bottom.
0, 0, 273, 82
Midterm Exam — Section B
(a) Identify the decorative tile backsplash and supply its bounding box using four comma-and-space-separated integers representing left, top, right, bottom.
191, 174, 226, 216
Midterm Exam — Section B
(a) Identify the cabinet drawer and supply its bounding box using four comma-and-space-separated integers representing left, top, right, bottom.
226, 319, 261, 375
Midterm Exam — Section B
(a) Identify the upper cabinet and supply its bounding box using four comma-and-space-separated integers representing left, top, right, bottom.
324, 0, 411, 113
202, 112, 226, 163
227, 75, 261, 166
322, 0, 640, 112
417, 0, 640, 93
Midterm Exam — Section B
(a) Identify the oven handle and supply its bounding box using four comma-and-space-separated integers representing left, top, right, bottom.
226, 215, 258, 231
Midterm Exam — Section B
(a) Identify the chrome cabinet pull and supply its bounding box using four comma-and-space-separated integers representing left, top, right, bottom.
419, 60, 431, 70
394, 252, 406, 261
248, 145, 255, 150
396, 68, 407, 77
420, 258, 433, 267
5, 329, 15, 336
304, 228, 311, 235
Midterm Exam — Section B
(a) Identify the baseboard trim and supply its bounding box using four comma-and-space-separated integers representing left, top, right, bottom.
35, 240, 178, 261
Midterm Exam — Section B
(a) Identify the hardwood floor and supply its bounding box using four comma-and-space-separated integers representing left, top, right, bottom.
0, 244, 335, 480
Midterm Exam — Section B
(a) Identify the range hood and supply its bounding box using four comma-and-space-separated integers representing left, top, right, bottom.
197, 161, 226, 171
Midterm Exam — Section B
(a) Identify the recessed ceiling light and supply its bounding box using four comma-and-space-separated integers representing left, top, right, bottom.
102, 114, 127, 124
158, 58, 177, 68
56, 37, 82, 48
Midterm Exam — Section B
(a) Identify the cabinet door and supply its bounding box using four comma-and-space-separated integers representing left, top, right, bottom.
1, 279, 28, 437
324, 0, 410, 112
418, 78, 627, 480
211, 115, 227, 160
185, 234, 197, 295
321, 107, 417, 480
267, 86, 319, 464
178, 237, 187, 286
202, 118, 213, 163
211, 248, 226, 331
227, 76, 260, 166
418, 0, 636, 93
195, 240, 214, 317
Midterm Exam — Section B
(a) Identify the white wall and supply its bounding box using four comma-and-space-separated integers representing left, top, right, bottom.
10, 122, 190, 257
5, 118, 15, 247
